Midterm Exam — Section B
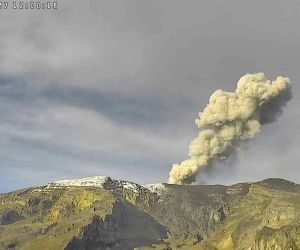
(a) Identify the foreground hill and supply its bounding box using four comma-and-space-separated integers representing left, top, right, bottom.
1, 176, 300, 249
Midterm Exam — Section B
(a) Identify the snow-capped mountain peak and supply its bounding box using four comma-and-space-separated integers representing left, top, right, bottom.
46, 176, 166, 195
47, 176, 111, 188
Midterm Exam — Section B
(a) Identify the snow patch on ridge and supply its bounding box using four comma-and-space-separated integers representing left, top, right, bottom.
143, 183, 166, 195
117, 181, 141, 194
46, 176, 166, 195
47, 176, 111, 188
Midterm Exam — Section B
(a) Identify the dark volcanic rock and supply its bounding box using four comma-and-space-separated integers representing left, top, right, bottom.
65, 200, 167, 250
0, 210, 24, 225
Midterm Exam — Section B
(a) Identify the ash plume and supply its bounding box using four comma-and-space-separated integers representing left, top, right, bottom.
169, 73, 291, 185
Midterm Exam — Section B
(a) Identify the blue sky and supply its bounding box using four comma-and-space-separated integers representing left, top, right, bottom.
1, 0, 300, 192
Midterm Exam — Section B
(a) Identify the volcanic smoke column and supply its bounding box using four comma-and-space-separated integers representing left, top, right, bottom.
169, 73, 291, 185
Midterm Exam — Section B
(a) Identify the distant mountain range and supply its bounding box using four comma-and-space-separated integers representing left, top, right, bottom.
1, 176, 300, 249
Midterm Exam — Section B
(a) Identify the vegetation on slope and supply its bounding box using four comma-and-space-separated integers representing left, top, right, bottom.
0, 187, 115, 250
1, 178, 300, 250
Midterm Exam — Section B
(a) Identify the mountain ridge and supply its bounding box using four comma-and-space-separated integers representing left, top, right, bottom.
1, 176, 300, 249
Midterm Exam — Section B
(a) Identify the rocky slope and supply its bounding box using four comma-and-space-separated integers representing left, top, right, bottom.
1, 177, 300, 249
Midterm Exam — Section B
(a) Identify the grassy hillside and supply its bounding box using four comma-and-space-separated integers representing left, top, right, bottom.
0, 187, 115, 250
